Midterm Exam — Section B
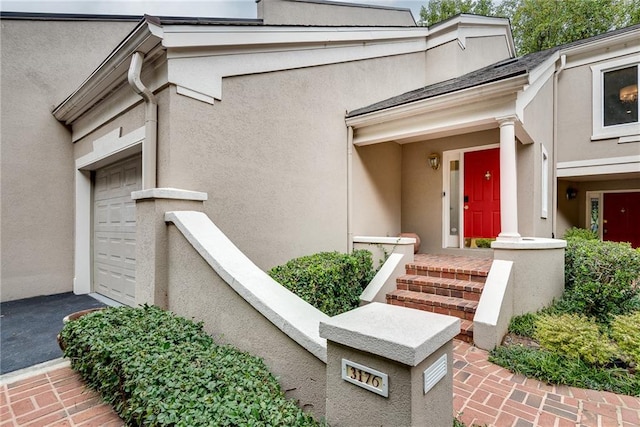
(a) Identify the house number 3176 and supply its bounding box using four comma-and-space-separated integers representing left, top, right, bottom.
341, 359, 389, 397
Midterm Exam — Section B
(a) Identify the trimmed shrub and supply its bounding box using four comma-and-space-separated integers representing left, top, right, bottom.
563, 238, 640, 322
60, 306, 321, 426
611, 312, 640, 366
534, 314, 617, 365
563, 227, 598, 241
474, 238, 494, 249
268, 250, 375, 317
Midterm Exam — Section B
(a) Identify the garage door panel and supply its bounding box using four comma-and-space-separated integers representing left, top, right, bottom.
94, 154, 141, 306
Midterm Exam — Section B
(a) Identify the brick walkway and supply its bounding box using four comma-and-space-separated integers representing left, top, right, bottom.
1, 362, 122, 427
2, 343, 639, 426
454, 341, 640, 427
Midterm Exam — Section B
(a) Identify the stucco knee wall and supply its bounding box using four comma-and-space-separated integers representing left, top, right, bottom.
493, 242, 565, 315
166, 224, 327, 416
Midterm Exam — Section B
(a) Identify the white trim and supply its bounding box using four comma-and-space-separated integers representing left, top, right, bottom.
516, 53, 558, 119
131, 188, 208, 201
176, 85, 215, 105
557, 155, 640, 177
541, 144, 549, 219
73, 127, 145, 296
591, 59, 640, 141
353, 236, 415, 245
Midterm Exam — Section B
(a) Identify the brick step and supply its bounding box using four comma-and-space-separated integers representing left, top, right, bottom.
396, 275, 484, 301
458, 319, 474, 343
386, 289, 477, 321
406, 254, 492, 284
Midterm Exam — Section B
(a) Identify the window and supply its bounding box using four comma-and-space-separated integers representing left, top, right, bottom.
591, 59, 640, 141
603, 66, 638, 126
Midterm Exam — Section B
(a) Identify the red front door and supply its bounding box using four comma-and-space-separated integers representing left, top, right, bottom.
464, 148, 501, 239
603, 192, 640, 248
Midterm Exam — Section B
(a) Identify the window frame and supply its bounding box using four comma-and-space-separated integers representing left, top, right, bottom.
591, 58, 640, 141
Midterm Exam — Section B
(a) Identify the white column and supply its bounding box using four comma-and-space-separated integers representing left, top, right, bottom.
497, 118, 521, 241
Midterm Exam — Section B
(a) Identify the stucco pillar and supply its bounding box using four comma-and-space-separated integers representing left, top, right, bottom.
320, 303, 459, 427
132, 188, 207, 308
497, 117, 521, 241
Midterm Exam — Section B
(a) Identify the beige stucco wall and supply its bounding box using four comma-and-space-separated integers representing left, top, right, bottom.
521, 79, 554, 238
425, 36, 512, 86
0, 18, 136, 301
164, 53, 426, 270
556, 53, 640, 163
258, 0, 416, 26
167, 225, 327, 417
352, 142, 402, 237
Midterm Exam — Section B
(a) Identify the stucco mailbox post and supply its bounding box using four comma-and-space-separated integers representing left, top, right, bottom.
319, 303, 459, 427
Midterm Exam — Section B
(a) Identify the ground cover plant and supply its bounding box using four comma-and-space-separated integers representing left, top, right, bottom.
268, 250, 375, 316
489, 229, 640, 396
60, 305, 322, 426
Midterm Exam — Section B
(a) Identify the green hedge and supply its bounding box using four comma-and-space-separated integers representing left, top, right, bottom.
60, 306, 321, 426
563, 237, 640, 322
268, 250, 375, 317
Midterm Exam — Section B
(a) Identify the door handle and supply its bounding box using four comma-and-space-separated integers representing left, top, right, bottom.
464, 205, 469, 210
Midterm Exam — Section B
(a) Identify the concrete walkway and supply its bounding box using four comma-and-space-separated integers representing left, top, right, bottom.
1, 341, 639, 426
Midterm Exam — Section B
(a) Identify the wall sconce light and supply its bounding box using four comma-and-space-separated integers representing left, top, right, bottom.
566, 187, 578, 200
428, 153, 441, 171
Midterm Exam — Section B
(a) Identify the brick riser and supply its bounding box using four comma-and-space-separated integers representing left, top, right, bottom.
386, 255, 491, 344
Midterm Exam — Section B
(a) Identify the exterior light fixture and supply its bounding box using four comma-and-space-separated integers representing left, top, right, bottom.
428, 153, 441, 171
566, 187, 578, 200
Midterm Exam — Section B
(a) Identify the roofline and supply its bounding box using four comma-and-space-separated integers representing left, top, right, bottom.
559, 25, 640, 57
0, 11, 262, 25
52, 17, 163, 123
346, 73, 529, 128
0, 11, 143, 21
267, 0, 412, 14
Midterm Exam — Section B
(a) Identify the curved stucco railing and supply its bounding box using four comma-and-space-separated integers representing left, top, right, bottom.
165, 211, 330, 362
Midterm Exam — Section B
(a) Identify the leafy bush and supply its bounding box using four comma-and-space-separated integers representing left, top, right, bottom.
611, 312, 640, 366
60, 306, 321, 426
563, 238, 640, 322
489, 345, 640, 396
563, 227, 598, 241
534, 314, 617, 365
268, 250, 375, 316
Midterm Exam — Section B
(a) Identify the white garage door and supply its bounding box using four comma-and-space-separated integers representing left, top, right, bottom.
93, 155, 142, 306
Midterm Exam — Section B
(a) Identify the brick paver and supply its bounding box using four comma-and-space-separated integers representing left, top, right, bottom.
1, 341, 638, 426
454, 340, 640, 427
1, 365, 123, 427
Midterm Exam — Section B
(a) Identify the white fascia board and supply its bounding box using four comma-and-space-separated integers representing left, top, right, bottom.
347, 74, 528, 129
426, 14, 515, 56
167, 36, 428, 101
557, 155, 640, 177
53, 21, 164, 124
561, 29, 640, 70
515, 52, 559, 118
161, 25, 429, 49
352, 95, 516, 146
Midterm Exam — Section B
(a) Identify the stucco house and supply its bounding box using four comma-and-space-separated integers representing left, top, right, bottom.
2, 0, 638, 310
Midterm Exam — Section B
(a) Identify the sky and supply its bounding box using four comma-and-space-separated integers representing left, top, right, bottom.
0, 0, 427, 21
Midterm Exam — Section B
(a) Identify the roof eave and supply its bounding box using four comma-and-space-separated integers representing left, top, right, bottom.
346, 73, 530, 129
52, 18, 164, 124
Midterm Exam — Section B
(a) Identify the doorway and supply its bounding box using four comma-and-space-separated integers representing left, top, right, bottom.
443, 145, 501, 248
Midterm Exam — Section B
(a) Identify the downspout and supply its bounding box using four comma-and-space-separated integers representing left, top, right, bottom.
128, 51, 157, 189
347, 126, 354, 254
551, 54, 566, 238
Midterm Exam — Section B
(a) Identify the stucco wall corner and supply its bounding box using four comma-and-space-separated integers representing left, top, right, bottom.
473, 260, 514, 351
